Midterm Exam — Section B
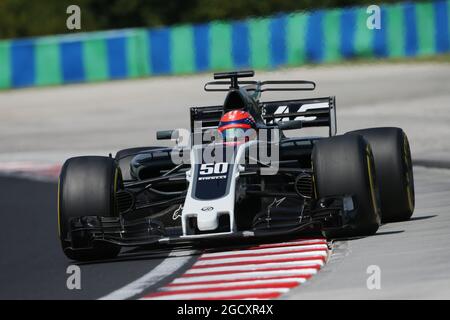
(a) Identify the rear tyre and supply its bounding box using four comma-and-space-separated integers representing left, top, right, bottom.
115, 147, 163, 181
347, 128, 415, 222
58, 156, 121, 261
312, 135, 381, 238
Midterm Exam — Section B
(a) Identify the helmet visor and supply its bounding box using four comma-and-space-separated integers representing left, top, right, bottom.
222, 128, 247, 141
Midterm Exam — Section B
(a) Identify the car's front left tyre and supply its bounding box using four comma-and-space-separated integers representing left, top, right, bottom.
312, 134, 381, 238
347, 127, 415, 222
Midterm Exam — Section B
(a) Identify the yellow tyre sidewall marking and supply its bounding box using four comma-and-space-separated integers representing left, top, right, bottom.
113, 167, 119, 216
311, 161, 318, 199
403, 136, 414, 212
57, 177, 61, 237
366, 146, 379, 218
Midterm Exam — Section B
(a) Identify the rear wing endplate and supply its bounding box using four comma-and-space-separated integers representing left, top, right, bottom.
190, 105, 223, 145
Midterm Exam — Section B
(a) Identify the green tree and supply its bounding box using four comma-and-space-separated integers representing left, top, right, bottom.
0, 0, 429, 39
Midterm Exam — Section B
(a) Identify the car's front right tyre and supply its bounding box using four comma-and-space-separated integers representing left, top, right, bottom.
58, 156, 121, 261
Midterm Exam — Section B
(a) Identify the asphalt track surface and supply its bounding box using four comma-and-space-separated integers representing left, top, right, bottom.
0, 175, 195, 299
1, 62, 450, 299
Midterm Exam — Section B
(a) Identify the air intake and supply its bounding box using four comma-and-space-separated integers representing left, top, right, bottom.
295, 173, 313, 199
116, 190, 134, 214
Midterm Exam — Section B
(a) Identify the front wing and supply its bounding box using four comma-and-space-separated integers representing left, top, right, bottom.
63, 195, 357, 255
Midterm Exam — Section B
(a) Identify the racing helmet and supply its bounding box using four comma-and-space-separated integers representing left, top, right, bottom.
218, 110, 257, 142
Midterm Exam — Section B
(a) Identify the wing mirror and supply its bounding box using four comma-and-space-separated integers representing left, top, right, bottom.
156, 130, 179, 140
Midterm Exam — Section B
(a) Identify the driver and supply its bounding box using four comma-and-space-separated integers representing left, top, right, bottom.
218, 110, 257, 142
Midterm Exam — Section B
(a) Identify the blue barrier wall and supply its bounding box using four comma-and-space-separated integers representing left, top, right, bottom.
0, 0, 449, 89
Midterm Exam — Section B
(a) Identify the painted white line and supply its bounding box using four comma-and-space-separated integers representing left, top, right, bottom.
201, 244, 328, 258
252, 239, 327, 248
142, 288, 289, 300
174, 268, 318, 284
99, 249, 195, 300
195, 250, 327, 266
164, 278, 306, 291
186, 260, 324, 274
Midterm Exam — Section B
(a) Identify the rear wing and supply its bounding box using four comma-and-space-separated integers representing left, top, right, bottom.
262, 97, 337, 136
189, 96, 336, 145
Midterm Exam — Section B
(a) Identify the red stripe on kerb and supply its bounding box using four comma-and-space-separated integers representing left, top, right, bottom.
182, 264, 322, 277
169, 274, 311, 287
0, 163, 62, 179
145, 282, 297, 298
144, 238, 329, 300
200, 248, 327, 260
43, 165, 62, 176
192, 255, 326, 269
